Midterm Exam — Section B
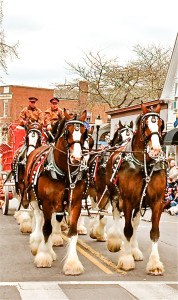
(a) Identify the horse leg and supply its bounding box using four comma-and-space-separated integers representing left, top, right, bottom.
131, 210, 143, 261
51, 213, 63, 246
29, 201, 44, 256
63, 204, 84, 275
107, 200, 123, 252
117, 205, 135, 270
34, 208, 56, 268
19, 210, 33, 233
77, 215, 87, 235
146, 202, 164, 275
89, 195, 107, 241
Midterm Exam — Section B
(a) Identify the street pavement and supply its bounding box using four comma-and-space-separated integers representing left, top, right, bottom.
0, 198, 177, 300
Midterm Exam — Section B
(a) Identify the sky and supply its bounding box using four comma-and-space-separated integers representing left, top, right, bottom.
1, 0, 178, 89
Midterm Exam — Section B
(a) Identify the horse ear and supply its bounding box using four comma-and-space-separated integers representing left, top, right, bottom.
141, 102, 150, 115
64, 108, 72, 120
130, 121, 133, 128
119, 120, 123, 128
79, 110, 87, 122
89, 125, 94, 135
154, 103, 161, 114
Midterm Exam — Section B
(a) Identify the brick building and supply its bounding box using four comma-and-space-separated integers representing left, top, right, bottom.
0, 81, 110, 144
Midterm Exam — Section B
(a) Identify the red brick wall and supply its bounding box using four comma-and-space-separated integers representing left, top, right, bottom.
9, 86, 54, 121
0, 84, 110, 124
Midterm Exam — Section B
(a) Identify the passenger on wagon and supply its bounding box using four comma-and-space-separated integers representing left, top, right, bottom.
18, 97, 44, 126
44, 97, 64, 131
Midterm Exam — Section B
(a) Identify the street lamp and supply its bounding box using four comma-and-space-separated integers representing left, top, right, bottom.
95, 115, 102, 149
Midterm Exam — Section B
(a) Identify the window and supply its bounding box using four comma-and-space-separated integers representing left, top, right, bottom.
4, 87, 9, 93
86, 112, 92, 122
3, 100, 8, 117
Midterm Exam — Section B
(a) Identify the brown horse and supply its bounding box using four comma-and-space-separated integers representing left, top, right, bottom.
106, 103, 167, 275
13, 122, 43, 232
87, 121, 133, 241
23, 109, 90, 275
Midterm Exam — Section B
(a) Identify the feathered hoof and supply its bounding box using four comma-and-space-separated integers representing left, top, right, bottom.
107, 238, 122, 252
117, 251, 135, 270
97, 234, 107, 242
146, 258, 164, 276
52, 233, 63, 247
14, 211, 21, 221
50, 249, 57, 261
61, 220, 69, 231
34, 252, 53, 268
132, 247, 144, 261
77, 226, 87, 235
63, 259, 84, 276
30, 241, 40, 256
20, 221, 32, 233
90, 230, 97, 239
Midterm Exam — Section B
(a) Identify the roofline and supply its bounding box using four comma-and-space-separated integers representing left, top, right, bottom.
106, 100, 166, 115
0, 85, 54, 91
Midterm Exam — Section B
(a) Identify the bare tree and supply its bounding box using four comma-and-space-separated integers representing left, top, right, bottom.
0, 0, 18, 76
66, 45, 171, 108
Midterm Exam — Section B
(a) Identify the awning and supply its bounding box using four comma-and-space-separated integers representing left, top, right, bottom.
164, 128, 178, 145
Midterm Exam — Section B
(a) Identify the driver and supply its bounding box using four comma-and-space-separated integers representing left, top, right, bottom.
18, 97, 44, 126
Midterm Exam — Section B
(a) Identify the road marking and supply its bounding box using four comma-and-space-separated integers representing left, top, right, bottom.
0, 281, 177, 285
76, 236, 126, 275
61, 233, 113, 274
17, 282, 69, 300
119, 282, 178, 300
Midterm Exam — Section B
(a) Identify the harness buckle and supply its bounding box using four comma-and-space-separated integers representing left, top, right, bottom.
70, 183, 75, 189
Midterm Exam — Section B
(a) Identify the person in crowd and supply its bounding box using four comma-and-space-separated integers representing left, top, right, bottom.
18, 97, 44, 126
168, 159, 178, 186
44, 98, 64, 131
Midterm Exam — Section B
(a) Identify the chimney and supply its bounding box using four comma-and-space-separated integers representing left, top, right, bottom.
79, 81, 88, 107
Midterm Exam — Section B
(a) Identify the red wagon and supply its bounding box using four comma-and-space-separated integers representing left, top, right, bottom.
0, 124, 26, 214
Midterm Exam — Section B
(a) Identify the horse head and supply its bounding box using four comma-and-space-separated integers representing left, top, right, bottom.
62, 109, 89, 165
110, 120, 133, 147
140, 102, 164, 158
26, 122, 42, 156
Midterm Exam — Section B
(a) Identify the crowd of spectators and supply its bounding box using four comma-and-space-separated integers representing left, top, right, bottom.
164, 159, 178, 215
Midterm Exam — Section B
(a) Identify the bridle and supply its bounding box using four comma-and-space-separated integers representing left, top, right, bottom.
26, 124, 42, 149
141, 112, 164, 146
64, 120, 89, 151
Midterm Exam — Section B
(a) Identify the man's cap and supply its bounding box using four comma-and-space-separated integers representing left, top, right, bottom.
50, 97, 59, 103
29, 97, 38, 102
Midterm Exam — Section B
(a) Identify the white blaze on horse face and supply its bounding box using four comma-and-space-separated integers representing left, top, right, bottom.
147, 117, 161, 157
27, 131, 38, 156
70, 129, 82, 164
121, 129, 132, 145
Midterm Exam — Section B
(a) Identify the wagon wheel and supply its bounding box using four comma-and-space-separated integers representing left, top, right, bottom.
1, 185, 10, 215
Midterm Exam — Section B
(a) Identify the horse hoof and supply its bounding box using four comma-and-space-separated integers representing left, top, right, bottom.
132, 248, 144, 261
20, 222, 32, 233
97, 236, 107, 242
146, 260, 164, 276
90, 231, 97, 239
77, 227, 87, 235
50, 249, 57, 261
34, 252, 52, 268
107, 239, 122, 252
63, 260, 84, 276
52, 234, 63, 247
117, 251, 135, 270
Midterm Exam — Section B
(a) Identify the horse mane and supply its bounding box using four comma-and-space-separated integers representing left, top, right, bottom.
54, 117, 66, 142
135, 114, 142, 131
110, 129, 120, 147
